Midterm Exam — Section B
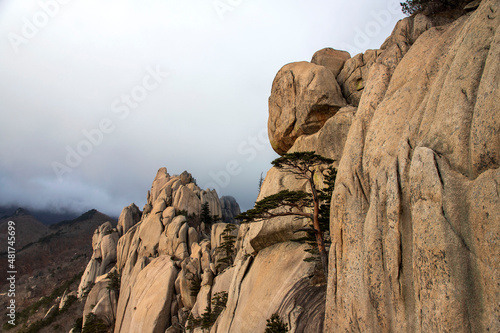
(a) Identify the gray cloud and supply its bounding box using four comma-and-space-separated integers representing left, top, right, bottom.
0, 0, 404, 215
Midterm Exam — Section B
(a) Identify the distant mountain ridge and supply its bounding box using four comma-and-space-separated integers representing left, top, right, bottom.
0, 208, 117, 332
0, 205, 80, 225
0, 205, 120, 226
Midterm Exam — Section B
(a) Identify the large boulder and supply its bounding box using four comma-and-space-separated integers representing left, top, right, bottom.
115, 256, 179, 333
268, 61, 346, 155
337, 50, 381, 106
159, 215, 190, 260
311, 47, 351, 77
173, 185, 201, 217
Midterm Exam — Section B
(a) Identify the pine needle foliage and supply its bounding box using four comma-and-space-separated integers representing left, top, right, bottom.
237, 190, 312, 222
201, 202, 213, 225
265, 313, 289, 333
237, 151, 335, 278
187, 291, 228, 330
400, 0, 463, 15
217, 223, 237, 269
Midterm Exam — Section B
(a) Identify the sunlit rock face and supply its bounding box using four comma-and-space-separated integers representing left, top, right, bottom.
325, 1, 500, 332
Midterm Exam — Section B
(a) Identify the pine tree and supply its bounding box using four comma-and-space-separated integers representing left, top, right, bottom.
237, 152, 334, 278
400, 0, 464, 15
201, 202, 213, 226
294, 165, 337, 266
265, 313, 289, 333
216, 223, 237, 270
258, 172, 264, 193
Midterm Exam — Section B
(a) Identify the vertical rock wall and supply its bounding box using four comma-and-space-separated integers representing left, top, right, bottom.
326, 1, 499, 332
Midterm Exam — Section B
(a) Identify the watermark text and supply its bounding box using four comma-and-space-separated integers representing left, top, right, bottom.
6, 221, 16, 327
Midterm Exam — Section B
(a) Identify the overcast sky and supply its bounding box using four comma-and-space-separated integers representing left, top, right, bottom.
0, 0, 405, 217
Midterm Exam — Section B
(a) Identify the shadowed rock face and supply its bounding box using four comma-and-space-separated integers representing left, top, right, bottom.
326, 1, 500, 332
219, 196, 241, 224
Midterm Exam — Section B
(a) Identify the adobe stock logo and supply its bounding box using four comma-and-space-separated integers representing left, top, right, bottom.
52, 65, 169, 181
213, 0, 245, 21
7, 0, 73, 54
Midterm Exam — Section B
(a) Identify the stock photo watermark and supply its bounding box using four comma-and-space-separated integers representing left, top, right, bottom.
5, 221, 17, 327
51, 65, 169, 181
213, 0, 245, 21
7, 0, 74, 54
203, 127, 268, 193
339, 0, 402, 54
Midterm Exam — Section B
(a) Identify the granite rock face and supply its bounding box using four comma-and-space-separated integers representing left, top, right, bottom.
77, 222, 119, 297
76, 169, 244, 333
117, 203, 141, 236
311, 47, 351, 77
326, 1, 500, 332
268, 61, 346, 154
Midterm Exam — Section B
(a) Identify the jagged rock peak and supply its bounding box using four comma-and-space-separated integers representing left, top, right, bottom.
219, 196, 241, 224
117, 203, 141, 236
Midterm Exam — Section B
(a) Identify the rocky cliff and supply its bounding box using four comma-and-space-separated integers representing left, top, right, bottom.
74, 170, 246, 333
73, 1, 498, 332
320, 1, 498, 332
266, 0, 498, 332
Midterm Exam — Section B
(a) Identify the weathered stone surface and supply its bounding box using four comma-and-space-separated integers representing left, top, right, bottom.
326, 2, 500, 332
211, 223, 239, 273
337, 51, 380, 106
338, 13, 455, 108
211, 266, 235, 297
243, 165, 313, 254
82, 277, 117, 327
289, 105, 356, 161
214, 242, 323, 333
311, 47, 351, 77
59, 290, 77, 310
159, 215, 189, 260
115, 256, 178, 333
268, 61, 346, 154
149, 167, 171, 205
115, 256, 150, 332
210, 223, 230, 252
117, 203, 141, 236
176, 257, 200, 309
135, 209, 164, 258
173, 185, 201, 216
116, 222, 140, 272
190, 270, 214, 318
77, 222, 119, 297
201, 189, 222, 218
